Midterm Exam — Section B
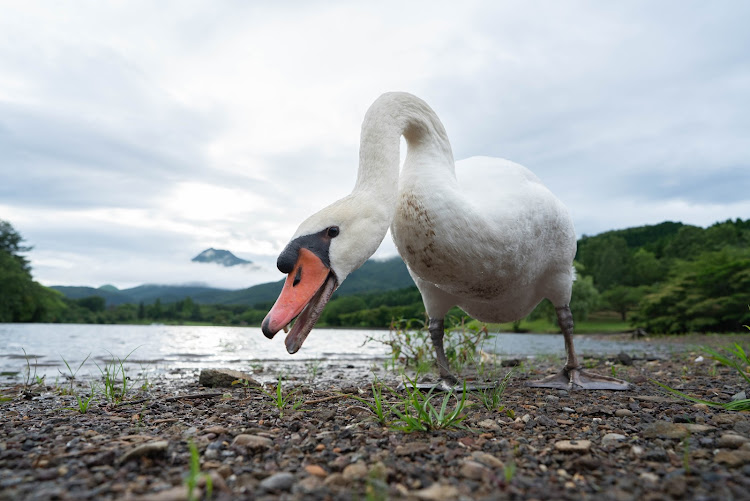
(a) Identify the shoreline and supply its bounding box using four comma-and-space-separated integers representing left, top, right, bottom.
2, 340, 749, 500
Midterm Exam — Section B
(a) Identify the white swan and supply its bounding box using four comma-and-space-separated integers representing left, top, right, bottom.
262, 92, 629, 390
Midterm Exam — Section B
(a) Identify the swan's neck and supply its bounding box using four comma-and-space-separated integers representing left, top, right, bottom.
353, 92, 455, 219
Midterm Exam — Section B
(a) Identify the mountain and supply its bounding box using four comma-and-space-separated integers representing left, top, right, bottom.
191, 248, 252, 267
51, 256, 414, 308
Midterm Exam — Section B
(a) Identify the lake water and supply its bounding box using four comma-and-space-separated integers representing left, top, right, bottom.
0, 323, 676, 384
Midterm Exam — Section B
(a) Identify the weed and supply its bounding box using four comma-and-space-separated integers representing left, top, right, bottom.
611, 365, 618, 378
21, 348, 41, 391
95, 347, 139, 405
653, 343, 750, 411
261, 375, 305, 417
681, 435, 691, 474
305, 360, 322, 381
347, 381, 390, 426
474, 370, 513, 412
185, 441, 212, 501
59, 353, 91, 394
388, 376, 469, 432
65, 383, 96, 414
504, 460, 517, 484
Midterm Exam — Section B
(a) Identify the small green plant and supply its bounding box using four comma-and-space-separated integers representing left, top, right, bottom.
388, 376, 469, 432
611, 365, 618, 378
261, 375, 305, 417
504, 460, 517, 484
305, 360, 322, 382
59, 353, 91, 394
95, 348, 139, 405
347, 381, 391, 425
21, 348, 41, 391
66, 383, 96, 414
185, 441, 212, 501
474, 370, 513, 412
653, 342, 750, 411
681, 435, 691, 474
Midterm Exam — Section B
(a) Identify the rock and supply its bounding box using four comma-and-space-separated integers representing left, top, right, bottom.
470, 451, 504, 469
304, 464, 328, 477
294, 475, 323, 493
477, 419, 500, 430
198, 369, 259, 388
344, 405, 371, 416
639, 472, 659, 484
601, 433, 627, 446
459, 460, 489, 480
259, 472, 295, 492
712, 413, 747, 425
203, 426, 228, 435
396, 442, 429, 456
714, 450, 750, 467
133, 485, 195, 501
616, 352, 633, 366
413, 483, 460, 501
342, 462, 368, 481
731, 390, 746, 401
323, 473, 347, 487
231, 434, 272, 451
718, 433, 750, 449
615, 409, 634, 417
642, 421, 714, 439
117, 441, 169, 464
554, 440, 592, 452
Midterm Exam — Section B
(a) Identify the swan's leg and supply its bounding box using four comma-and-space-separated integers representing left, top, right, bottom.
429, 317, 459, 386
526, 305, 631, 391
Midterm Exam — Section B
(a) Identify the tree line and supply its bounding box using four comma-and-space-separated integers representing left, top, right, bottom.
1, 218, 748, 333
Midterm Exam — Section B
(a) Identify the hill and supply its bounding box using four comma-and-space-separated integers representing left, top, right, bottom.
51, 256, 413, 307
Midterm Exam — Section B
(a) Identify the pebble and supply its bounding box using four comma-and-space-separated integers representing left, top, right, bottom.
396, 442, 429, 456
304, 464, 328, 477
615, 409, 634, 417
342, 461, 368, 480
459, 460, 489, 480
259, 472, 295, 492
231, 434, 272, 451
117, 441, 169, 464
477, 419, 500, 430
601, 433, 627, 446
718, 433, 750, 449
554, 440, 592, 452
714, 450, 750, 467
642, 421, 714, 439
639, 472, 659, 484
413, 483, 460, 501
471, 451, 504, 469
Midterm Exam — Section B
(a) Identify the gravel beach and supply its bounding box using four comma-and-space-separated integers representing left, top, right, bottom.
2, 336, 749, 501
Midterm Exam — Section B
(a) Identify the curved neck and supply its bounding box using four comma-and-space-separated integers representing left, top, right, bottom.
353, 93, 455, 214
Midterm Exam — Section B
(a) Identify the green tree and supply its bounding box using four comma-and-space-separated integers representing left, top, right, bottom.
601, 285, 645, 321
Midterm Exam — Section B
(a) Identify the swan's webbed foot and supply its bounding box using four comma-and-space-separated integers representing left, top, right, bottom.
526, 366, 631, 391
399, 376, 501, 392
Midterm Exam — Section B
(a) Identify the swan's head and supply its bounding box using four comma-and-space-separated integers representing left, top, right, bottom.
261, 193, 390, 354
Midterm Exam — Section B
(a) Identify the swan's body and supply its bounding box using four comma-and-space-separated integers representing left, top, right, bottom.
262, 92, 629, 390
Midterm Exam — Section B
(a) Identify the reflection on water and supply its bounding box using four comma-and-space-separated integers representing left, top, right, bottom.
0, 323, 678, 383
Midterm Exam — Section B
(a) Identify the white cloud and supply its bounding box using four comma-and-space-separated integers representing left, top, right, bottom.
1, 1, 748, 290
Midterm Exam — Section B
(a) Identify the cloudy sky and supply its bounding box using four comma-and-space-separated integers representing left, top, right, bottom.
1, 1, 748, 290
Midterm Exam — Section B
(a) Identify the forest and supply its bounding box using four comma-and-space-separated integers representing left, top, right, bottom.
1, 218, 749, 333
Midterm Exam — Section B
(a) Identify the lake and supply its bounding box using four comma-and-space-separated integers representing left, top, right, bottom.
0, 323, 675, 384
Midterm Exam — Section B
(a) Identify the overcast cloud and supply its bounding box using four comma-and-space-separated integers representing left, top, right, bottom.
1, 1, 748, 289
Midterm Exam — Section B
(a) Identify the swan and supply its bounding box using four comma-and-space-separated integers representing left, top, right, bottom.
261, 92, 629, 391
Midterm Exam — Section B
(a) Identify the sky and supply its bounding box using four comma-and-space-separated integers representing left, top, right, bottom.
1, 1, 748, 290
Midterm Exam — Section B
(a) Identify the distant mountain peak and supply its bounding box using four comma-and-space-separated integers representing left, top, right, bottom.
98, 284, 119, 292
192, 248, 252, 267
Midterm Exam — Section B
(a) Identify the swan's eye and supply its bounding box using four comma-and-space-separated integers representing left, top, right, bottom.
327, 226, 340, 238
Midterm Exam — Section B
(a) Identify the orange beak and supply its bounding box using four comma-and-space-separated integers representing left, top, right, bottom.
261, 248, 338, 353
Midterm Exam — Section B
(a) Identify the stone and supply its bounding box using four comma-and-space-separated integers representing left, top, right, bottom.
396, 442, 429, 456
459, 460, 489, 480
342, 461, 368, 481
642, 421, 714, 439
715, 450, 750, 467
718, 433, 750, 449
554, 440, 592, 452
304, 464, 328, 477
259, 472, 295, 492
231, 434, 272, 451
413, 483, 461, 501
615, 409, 634, 417
198, 369, 259, 388
477, 419, 500, 430
601, 433, 627, 446
117, 441, 169, 464
470, 451, 504, 469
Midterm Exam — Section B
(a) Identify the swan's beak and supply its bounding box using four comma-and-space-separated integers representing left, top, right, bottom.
261, 248, 338, 354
